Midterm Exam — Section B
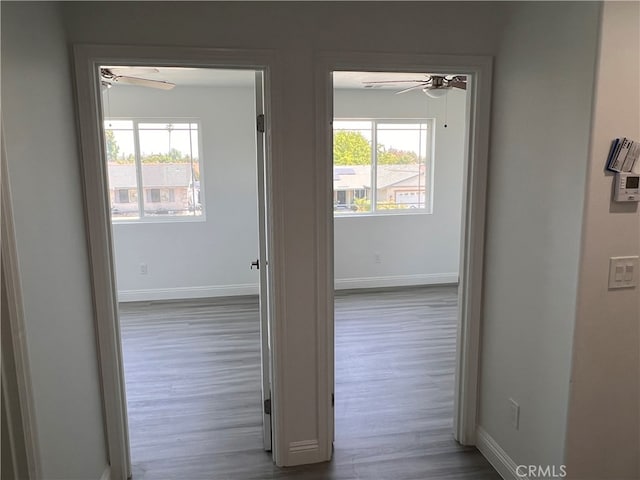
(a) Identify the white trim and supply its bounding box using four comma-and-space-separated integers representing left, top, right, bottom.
72, 44, 285, 476
1, 124, 43, 479
288, 439, 319, 453
476, 427, 527, 480
287, 439, 320, 466
117, 284, 259, 302
99, 466, 112, 480
315, 52, 493, 459
335, 273, 458, 290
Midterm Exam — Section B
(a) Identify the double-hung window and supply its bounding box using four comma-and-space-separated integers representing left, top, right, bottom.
333, 119, 433, 215
104, 119, 203, 221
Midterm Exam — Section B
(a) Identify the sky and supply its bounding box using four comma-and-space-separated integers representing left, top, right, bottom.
104, 120, 200, 159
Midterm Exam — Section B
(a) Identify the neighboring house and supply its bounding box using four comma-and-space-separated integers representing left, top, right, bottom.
333, 164, 427, 210
108, 163, 200, 216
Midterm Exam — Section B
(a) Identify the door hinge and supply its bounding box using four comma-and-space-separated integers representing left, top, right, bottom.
264, 398, 271, 415
257, 114, 265, 133
331, 393, 334, 407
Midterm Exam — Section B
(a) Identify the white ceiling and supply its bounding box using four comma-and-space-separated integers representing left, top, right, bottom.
102, 66, 256, 87
102, 67, 459, 90
333, 71, 434, 89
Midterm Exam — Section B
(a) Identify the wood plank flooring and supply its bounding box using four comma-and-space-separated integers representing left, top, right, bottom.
119, 286, 499, 479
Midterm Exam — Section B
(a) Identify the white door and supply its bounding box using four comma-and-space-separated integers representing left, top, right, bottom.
254, 71, 272, 452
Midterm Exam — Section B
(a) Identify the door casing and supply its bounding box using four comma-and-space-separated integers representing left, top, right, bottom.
72, 45, 283, 479
313, 52, 493, 456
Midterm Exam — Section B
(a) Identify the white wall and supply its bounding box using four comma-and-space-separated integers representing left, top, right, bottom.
3, 1, 614, 476
333, 88, 466, 289
106, 84, 261, 301
1, 3, 107, 478
110, 84, 465, 300
59, 1, 511, 468
566, 2, 640, 478
478, 0, 600, 472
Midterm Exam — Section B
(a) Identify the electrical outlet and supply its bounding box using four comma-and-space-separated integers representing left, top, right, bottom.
509, 398, 520, 430
374, 253, 382, 264
139, 263, 148, 275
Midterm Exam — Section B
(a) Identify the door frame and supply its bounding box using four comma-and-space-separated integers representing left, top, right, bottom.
1, 123, 43, 479
72, 44, 284, 479
314, 52, 493, 453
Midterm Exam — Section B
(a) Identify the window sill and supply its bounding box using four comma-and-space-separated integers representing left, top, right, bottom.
111, 215, 206, 225
333, 210, 433, 219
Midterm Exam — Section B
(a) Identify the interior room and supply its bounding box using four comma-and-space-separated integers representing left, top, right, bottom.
101, 67, 272, 477
1, 2, 638, 480
330, 72, 495, 477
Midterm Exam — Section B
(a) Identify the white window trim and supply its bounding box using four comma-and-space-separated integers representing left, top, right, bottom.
333, 117, 435, 217
104, 117, 206, 224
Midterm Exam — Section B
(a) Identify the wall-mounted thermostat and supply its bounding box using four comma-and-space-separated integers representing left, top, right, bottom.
614, 172, 640, 202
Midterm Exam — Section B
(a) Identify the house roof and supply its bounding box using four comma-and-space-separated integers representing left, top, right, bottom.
334, 164, 424, 191
108, 163, 193, 188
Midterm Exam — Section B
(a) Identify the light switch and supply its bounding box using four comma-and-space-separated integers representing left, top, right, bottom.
609, 256, 639, 289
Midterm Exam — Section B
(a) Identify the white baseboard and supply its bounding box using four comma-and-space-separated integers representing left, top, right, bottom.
118, 274, 458, 302
476, 427, 527, 480
335, 272, 458, 290
118, 283, 259, 302
99, 466, 111, 480
286, 439, 320, 466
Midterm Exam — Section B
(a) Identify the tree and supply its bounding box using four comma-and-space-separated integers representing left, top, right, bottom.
333, 131, 372, 165
377, 146, 419, 165
333, 130, 420, 166
141, 148, 193, 164
105, 129, 120, 162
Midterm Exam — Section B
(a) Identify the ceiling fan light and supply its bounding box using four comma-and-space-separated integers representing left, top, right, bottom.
424, 88, 448, 99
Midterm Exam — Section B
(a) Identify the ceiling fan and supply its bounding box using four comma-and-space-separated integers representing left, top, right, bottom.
100, 67, 176, 90
364, 75, 466, 98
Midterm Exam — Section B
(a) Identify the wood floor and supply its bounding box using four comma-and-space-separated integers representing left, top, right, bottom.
119, 286, 499, 479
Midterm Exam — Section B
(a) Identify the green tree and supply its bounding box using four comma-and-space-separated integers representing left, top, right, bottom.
333, 131, 372, 165
105, 129, 120, 162
334, 130, 420, 166
377, 146, 419, 165
141, 148, 194, 164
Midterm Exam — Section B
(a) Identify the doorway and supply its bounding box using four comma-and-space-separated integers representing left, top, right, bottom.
98, 66, 272, 476
98, 66, 273, 476
330, 69, 493, 475
314, 53, 492, 466
74, 49, 278, 479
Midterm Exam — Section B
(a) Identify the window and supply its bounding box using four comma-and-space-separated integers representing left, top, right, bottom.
104, 120, 203, 221
333, 119, 432, 215
116, 189, 131, 203
147, 189, 161, 203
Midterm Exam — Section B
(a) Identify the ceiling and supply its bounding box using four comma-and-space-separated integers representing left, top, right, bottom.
102, 66, 256, 87
103, 66, 459, 90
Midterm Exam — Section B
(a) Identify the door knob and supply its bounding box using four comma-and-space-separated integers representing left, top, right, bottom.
251, 259, 260, 270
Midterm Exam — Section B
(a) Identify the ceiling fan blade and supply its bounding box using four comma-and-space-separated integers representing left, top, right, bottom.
449, 81, 467, 90
113, 75, 175, 90
364, 79, 430, 85
108, 67, 160, 76
395, 84, 428, 95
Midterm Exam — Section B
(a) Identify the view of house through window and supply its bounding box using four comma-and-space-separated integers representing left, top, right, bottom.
333, 119, 432, 214
104, 119, 202, 220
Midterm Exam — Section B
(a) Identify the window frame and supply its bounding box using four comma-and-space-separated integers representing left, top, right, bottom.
333, 117, 435, 218
104, 117, 206, 224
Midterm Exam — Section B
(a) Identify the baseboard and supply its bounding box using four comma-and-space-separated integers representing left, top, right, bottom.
118, 283, 259, 302
118, 273, 458, 302
286, 439, 321, 466
476, 427, 527, 480
335, 272, 458, 290
99, 466, 111, 480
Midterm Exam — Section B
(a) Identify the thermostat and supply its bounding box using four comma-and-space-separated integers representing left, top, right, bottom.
614, 172, 640, 202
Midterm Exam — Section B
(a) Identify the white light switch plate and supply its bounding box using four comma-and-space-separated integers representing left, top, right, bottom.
609, 256, 639, 289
